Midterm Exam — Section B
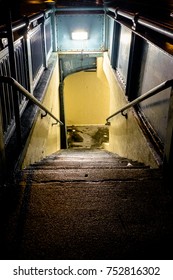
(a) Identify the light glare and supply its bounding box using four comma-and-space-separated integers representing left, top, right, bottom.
72, 31, 88, 40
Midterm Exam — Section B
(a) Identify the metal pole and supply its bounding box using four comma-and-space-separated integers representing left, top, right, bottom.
6, 8, 22, 148
0, 102, 6, 185
45, 1, 57, 51
59, 82, 67, 149
163, 86, 173, 192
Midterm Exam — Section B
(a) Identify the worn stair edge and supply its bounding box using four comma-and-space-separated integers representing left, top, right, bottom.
19, 168, 162, 183
26, 160, 149, 169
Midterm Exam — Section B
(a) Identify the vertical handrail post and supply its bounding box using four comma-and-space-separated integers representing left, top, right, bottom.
6, 8, 22, 149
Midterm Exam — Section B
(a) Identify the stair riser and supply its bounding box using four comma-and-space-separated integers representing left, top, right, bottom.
20, 168, 161, 183
28, 163, 147, 169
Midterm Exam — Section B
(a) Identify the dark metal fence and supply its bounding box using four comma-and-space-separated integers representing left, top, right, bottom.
106, 7, 173, 147
0, 10, 53, 146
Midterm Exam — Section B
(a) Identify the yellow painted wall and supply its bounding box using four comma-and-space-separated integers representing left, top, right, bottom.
64, 57, 110, 126
22, 54, 61, 168
103, 52, 159, 168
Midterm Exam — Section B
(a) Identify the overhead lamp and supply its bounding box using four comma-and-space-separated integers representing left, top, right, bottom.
71, 31, 88, 40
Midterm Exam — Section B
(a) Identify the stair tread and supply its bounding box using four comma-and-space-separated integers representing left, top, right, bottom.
20, 168, 161, 184
30, 160, 147, 168
19, 149, 160, 184
28, 149, 149, 168
11, 149, 168, 261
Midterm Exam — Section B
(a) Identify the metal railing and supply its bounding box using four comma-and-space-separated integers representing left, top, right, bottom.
0, 7, 54, 144
106, 7, 173, 39
106, 79, 173, 124
0, 76, 63, 126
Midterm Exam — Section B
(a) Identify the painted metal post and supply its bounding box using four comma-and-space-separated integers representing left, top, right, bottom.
104, 11, 109, 51
6, 9, 22, 148
59, 82, 67, 149
163, 86, 173, 192
111, 21, 120, 69
41, 14, 48, 69
0, 100, 6, 184
45, 1, 57, 52
125, 33, 144, 101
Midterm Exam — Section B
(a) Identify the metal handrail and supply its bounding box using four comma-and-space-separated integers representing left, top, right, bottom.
106, 8, 173, 39
0, 76, 63, 125
0, 9, 52, 35
106, 79, 173, 124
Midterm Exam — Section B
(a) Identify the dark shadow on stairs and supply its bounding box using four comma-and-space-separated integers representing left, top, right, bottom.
1, 149, 173, 260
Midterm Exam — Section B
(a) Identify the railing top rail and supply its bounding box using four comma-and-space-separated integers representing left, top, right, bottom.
0, 76, 63, 126
0, 8, 52, 34
56, 7, 104, 12
106, 79, 173, 124
27, 11, 45, 23
106, 7, 173, 39
0, 6, 172, 39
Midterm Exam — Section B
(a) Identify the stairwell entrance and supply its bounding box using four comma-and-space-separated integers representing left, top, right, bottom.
2, 54, 172, 261
67, 125, 109, 149
63, 58, 110, 150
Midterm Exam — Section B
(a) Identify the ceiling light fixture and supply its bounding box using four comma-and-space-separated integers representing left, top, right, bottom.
71, 31, 88, 40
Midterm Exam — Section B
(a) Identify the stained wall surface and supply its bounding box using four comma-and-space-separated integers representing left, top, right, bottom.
103, 52, 159, 168
22, 55, 61, 168
64, 57, 110, 126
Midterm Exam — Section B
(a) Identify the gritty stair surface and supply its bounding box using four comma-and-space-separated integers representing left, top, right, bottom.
24, 148, 149, 170
1, 149, 173, 260
21, 149, 158, 182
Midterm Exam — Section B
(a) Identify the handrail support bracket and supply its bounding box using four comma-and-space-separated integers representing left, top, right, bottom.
41, 111, 47, 119
106, 79, 173, 124
52, 122, 58, 126
121, 110, 128, 119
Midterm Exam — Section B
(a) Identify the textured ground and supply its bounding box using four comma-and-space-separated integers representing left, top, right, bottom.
0, 149, 173, 260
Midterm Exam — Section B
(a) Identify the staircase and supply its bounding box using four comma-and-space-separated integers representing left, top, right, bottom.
1, 149, 173, 260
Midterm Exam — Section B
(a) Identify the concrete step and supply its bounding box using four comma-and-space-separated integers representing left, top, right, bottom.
11, 174, 171, 260
26, 149, 148, 169
20, 167, 161, 183
19, 149, 160, 183
6, 148, 170, 261
28, 162, 148, 170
